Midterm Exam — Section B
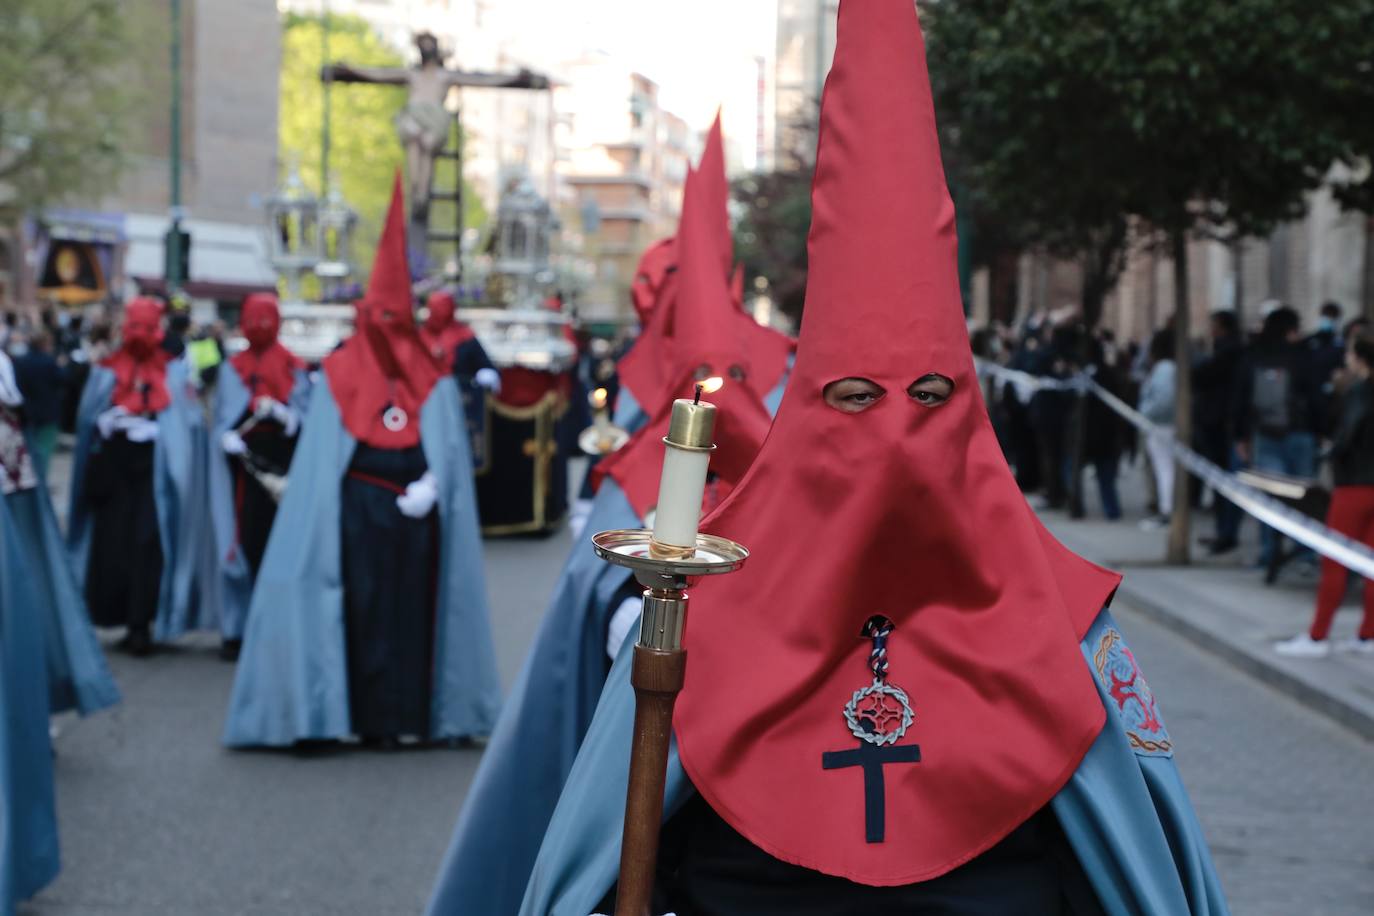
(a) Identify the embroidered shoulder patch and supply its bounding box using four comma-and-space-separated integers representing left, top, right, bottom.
1093, 628, 1173, 758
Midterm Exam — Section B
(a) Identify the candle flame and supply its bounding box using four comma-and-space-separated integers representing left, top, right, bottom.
590, 387, 609, 409
698, 376, 725, 395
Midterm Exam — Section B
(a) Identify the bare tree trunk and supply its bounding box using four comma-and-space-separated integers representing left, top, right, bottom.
1168, 230, 1192, 565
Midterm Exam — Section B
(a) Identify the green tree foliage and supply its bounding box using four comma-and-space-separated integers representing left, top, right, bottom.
0, 0, 136, 221
924, 0, 1374, 562
279, 13, 487, 287
925, 0, 1374, 324
281, 12, 405, 287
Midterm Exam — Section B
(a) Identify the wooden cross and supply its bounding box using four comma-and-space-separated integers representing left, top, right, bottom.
821, 740, 921, 843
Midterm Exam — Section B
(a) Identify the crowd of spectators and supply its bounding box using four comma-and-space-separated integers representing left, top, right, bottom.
976, 300, 1374, 656
977, 301, 1370, 541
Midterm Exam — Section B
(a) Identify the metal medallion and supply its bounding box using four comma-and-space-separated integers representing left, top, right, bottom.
843, 678, 914, 747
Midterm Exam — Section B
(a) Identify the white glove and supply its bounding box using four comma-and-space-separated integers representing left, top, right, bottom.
474, 367, 502, 394
255, 397, 301, 436
221, 430, 248, 456
120, 416, 160, 443
568, 497, 594, 539
396, 471, 439, 519
606, 595, 641, 662
96, 405, 129, 440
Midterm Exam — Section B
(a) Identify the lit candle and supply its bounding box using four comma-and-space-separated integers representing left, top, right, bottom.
651, 378, 721, 554
590, 387, 611, 440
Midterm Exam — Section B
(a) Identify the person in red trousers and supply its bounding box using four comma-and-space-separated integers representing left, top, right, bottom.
1277, 333, 1374, 657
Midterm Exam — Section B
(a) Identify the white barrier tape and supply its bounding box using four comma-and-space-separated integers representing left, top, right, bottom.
977, 359, 1374, 580
975, 362, 1084, 401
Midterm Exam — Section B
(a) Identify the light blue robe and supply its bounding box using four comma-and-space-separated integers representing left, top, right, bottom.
68, 359, 218, 642
517, 610, 1229, 916
426, 480, 640, 916
6, 485, 118, 716
207, 363, 311, 640
1, 495, 60, 913
223, 377, 501, 747
763, 352, 794, 416
428, 368, 792, 914
610, 386, 648, 437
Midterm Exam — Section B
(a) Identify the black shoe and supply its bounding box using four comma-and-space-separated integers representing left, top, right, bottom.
218, 639, 243, 662
1206, 538, 1239, 555
118, 627, 153, 658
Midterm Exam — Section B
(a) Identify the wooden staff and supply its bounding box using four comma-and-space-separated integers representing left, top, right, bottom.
615, 642, 687, 916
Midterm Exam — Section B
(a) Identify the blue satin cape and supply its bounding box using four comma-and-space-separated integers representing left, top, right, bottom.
222, 377, 501, 747
6, 486, 118, 716
426, 480, 639, 916
610, 387, 648, 437
517, 610, 1229, 916
1, 495, 60, 912
68, 360, 218, 641
207, 363, 311, 640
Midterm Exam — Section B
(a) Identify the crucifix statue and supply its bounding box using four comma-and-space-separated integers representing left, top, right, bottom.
322, 32, 550, 225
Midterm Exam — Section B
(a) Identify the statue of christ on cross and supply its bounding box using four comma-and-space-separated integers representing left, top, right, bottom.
323, 32, 550, 223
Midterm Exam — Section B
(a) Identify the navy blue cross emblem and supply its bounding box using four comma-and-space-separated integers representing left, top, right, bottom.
821, 741, 921, 843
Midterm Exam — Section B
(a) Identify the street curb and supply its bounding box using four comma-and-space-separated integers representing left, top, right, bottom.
1116, 576, 1374, 744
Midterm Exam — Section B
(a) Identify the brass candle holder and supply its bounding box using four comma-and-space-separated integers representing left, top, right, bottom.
590, 527, 748, 916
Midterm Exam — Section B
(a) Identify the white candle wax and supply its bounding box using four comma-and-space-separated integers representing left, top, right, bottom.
652, 441, 712, 548
651, 395, 717, 550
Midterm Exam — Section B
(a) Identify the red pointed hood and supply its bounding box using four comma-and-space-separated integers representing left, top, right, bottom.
620, 129, 791, 412
323, 172, 441, 448
419, 290, 476, 367
696, 111, 734, 277
596, 161, 774, 518
105, 297, 171, 414
629, 237, 677, 323
673, 0, 1121, 886
231, 292, 302, 405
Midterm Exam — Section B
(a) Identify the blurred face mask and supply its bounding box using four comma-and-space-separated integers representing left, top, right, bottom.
241, 294, 281, 352
121, 301, 164, 359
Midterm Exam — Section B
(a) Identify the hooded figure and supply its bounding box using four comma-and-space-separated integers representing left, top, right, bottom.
224, 174, 500, 748
1, 491, 61, 913
69, 297, 217, 656
425, 155, 785, 916
618, 118, 792, 436
420, 290, 499, 386
518, 3, 1229, 914
420, 289, 501, 476
0, 351, 118, 717
209, 293, 311, 659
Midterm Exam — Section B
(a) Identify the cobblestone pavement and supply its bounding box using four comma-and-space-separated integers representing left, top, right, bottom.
1120, 604, 1374, 916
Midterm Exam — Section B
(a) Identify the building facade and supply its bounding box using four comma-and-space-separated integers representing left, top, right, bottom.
555, 57, 691, 325
3, 0, 280, 320
968, 187, 1374, 343
774, 0, 837, 164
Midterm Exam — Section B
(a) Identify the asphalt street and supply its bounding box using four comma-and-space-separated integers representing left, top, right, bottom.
22, 517, 1374, 914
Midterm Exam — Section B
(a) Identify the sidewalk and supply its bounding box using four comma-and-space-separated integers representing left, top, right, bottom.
1037, 457, 1374, 741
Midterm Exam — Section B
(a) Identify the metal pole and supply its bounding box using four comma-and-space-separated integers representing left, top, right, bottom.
167, 0, 185, 293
